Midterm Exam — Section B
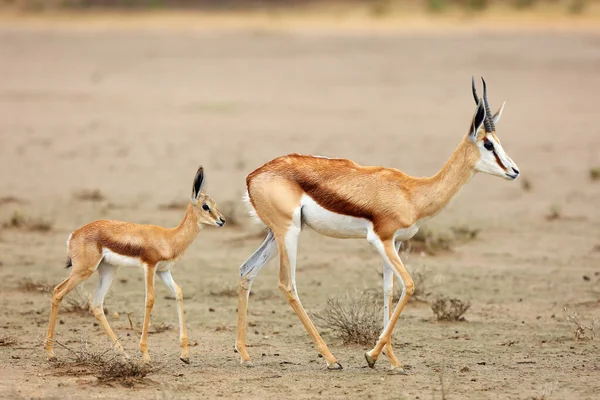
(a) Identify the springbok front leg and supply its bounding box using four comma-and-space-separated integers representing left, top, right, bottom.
276, 209, 342, 370
89, 263, 128, 357
140, 264, 157, 362
366, 238, 414, 372
381, 240, 403, 370
157, 270, 189, 364
235, 230, 278, 366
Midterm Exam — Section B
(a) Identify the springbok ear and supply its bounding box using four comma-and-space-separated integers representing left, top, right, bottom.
191, 166, 205, 203
469, 99, 486, 142
493, 101, 505, 125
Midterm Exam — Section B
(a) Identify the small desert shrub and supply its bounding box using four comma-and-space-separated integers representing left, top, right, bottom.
521, 178, 533, 191
73, 189, 106, 202
2, 211, 53, 232
0, 196, 25, 206
313, 290, 382, 345
545, 204, 562, 221
428, 0, 447, 12
589, 167, 600, 181
18, 278, 52, 294
209, 284, 238, 297
403, 225, 479, 255
64, 287, 91, 314
158, 200, 188, 211
431, 297, 470, 321
54, 337, 160, 386
217, 200, 243, 227
566, 313, 596, 341
0, 336, 18, 347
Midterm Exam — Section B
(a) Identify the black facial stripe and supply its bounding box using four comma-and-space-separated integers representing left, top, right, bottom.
492, 150, 507, 171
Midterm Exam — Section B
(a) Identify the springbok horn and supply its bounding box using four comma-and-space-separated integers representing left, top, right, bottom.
481, 77, 495, 132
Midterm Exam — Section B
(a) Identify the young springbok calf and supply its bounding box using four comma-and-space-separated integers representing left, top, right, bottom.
235, 78, 520, 373
45, 166, 225, 363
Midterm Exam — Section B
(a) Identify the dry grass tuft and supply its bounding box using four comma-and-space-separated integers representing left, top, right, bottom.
403, 225, 479, 255
63, 287, 91, 314
217, 199, 243, 227
18, 278, 52, 294
590, 167, 600, 181
209, 284, 238, 298
431, 297, 471, 321
158, 200, 188, 211
2, 211, 53, 232
521, 178, 533, 191
125, 313, 173, 335
545, 204, 562, 221
54, 337, 161, 387
73, 189, 107, 202
0, 196, 26, 206
313, 290, 382, 345
0, 336, 18, 347
566, 313, 596, 341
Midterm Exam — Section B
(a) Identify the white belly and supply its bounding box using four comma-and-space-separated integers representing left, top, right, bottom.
300, 195, 371, 239
102, 248, 144, 269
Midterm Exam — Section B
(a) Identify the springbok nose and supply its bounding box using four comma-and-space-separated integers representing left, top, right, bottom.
217, 217, 226, 226
512, 167, 520, 175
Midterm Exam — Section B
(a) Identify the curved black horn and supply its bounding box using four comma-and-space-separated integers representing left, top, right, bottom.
481, 77, 495, 132
471, 76, 479, 105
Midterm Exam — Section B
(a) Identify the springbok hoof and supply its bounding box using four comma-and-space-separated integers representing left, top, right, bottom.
47, 355, 57, 362
389, 366, 408, 375
327, 362, 343, 370
241, 360, 254, 368
180, 357, 190, 364
364, 352, 377, 369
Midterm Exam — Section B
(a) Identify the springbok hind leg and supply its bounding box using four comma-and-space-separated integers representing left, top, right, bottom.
235, 230, 277, 366
382, 240, 403, 371
89, 262, 128, 357
366, 238, 414, 373
45, 258, 99, 361
276, 208, 342, 370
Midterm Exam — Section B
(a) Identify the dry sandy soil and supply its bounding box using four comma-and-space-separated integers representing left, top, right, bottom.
0, 18, 600, 400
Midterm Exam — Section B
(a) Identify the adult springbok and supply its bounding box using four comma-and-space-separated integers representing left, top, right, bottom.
45, 166, 225, 363
235, 78, 519, 372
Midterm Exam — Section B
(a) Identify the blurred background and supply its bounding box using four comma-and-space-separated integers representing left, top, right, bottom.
1, 1, 599, 399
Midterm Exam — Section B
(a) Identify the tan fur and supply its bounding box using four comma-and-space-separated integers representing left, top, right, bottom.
235, 112, 508, 371
44, 167, 225, 363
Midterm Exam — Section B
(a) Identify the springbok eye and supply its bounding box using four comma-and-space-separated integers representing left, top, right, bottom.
483, 141, 494, 151
202, 204, 210, 211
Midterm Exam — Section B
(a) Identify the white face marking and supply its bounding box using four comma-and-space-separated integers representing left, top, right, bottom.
300, 195, 371, 239
475, 134, 520, 180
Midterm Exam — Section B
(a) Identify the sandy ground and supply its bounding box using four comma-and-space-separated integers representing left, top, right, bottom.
0, 20, 600, 400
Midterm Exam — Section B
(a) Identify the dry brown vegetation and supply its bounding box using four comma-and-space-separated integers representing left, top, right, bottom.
53, 337, 161, 387
209, 284, 238, 297
0, 196, 26, 206
403, 225, 479, 255
17, 278, 52, 294
590, 167, 600, 181
63, 287, 92, 315
313, 290, 382, 345
0, 336, 18, 347
545, 204, 562, 221
566, 312, 596, 341
2, 211, 53, 232
430, 297, 471, 321
73, 189, 106, 202
157, 200, 188, 211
